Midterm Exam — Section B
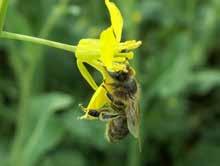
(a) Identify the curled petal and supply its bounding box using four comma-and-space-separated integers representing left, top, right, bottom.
105, 0, 123, 42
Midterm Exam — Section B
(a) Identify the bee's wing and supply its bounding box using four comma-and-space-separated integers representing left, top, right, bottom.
126, 98, 140, 139
126, 99, 141, 151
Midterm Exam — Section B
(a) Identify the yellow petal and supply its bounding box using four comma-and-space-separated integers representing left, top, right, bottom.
100, 27, 117, 69
75, 39, 101, 61
87, 84, 108, 109
105, 0, 123, 42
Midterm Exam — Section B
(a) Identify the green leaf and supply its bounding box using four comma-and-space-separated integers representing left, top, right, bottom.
145, 34, 193, 97
176, 143, 220, 166
41, 150, 86, 166
18, 93, 73, 166
0, 138, 10, 166
191, 70, 220, 94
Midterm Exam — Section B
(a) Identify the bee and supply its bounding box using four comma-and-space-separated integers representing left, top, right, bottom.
83, 65, 141, 148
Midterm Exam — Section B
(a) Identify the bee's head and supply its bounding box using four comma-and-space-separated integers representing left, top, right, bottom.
108, 71, 129, 82
108, 65, 135, 82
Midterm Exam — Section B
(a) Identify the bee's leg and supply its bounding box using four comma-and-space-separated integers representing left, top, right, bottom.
101, 84, 114, 102
86, 106, 121, 121
102, 85, 125, 110
99, 111, 121, 121
79, 104, 100, 120
98, 106, 121, 121
105, 93, 124, 109
88, 106, 120, 121
79, 103, 119, 121
79, 104, 99, 117
87, 109, 101, 118
106, 91, 114, 102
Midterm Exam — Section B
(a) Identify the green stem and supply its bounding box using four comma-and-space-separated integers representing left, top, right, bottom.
0, 0, 8, 33
127, 141, 141, 166
0, 31, 76, 52
9, 1, 72, 165
10, 79, 31, 166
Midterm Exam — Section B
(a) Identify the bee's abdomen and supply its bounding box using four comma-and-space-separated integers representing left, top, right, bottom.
106, 117, 129, 143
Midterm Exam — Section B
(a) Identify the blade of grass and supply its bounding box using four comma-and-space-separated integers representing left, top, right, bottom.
0, 0, 8, 33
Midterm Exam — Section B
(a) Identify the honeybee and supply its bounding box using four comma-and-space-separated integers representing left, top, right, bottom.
83, 65, 141, 148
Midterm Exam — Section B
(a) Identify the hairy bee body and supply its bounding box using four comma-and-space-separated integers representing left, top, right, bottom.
103, 66, 140, 143
86, 66, 141, 146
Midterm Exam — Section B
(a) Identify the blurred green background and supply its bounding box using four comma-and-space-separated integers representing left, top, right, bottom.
0, 0, 220, 166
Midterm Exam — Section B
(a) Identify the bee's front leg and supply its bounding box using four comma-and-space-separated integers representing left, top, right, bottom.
102, 84, 126, 110
101, 84, 114, 102
98, 107, 121, 121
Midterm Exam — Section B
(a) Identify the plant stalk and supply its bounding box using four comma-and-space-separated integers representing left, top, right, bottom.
0, 31, 76, 52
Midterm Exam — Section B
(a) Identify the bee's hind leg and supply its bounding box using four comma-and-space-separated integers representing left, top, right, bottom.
99, 108, 121, 121
88, 106, 121, 121
79, 104, 120, 121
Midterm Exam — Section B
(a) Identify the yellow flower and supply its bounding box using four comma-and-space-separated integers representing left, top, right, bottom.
75, 0, 141, 90
77, 0, 141, 119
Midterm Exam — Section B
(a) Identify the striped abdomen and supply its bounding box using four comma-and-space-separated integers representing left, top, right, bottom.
106, 116, 129, 143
